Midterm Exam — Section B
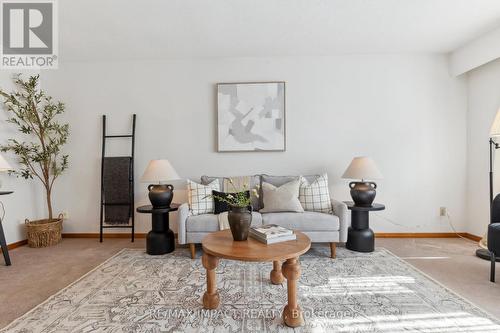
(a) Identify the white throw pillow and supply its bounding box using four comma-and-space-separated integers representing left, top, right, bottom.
299, 174, 333, 213
187, 179, 220, 215
260, 179, 304, 213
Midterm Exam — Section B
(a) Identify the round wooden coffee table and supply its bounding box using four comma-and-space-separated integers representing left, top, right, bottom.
201, 230, 311, 327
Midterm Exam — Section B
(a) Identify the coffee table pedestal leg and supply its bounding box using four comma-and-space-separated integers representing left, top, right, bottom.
202, 253, 220, 309
270, 260, 284, 284
282, 257, 304, 327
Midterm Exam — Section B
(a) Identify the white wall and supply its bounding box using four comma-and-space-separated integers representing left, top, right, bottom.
466, 58, 500, 237
0, 72, 46, 244
35, 54, 467, 236
449, 26, 500, 77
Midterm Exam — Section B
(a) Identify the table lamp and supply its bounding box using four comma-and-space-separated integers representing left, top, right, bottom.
342, 156, 383, 207
0, 153, 13, 188
140, 159, 180, 208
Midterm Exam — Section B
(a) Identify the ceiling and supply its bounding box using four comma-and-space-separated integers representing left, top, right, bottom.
59, 0, 500, 61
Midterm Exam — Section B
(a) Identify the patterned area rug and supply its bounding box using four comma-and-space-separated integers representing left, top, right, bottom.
3, 247, 500, 332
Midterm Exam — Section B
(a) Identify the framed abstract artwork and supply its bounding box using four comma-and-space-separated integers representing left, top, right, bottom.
217, 81, 286, 152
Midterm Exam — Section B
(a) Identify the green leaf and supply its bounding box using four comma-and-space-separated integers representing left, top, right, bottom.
0, 74, 69, 217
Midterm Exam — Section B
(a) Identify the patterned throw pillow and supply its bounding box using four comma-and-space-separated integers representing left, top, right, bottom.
299, 174, 333, 213
187, 179, 220, 215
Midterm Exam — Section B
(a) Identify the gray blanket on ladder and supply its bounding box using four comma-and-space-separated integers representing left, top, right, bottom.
103, 157, 132, 224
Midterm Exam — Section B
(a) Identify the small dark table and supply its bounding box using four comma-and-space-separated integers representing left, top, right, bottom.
0, 191, 14, 266
136, 203, 179, 255
344, 201, 385, 253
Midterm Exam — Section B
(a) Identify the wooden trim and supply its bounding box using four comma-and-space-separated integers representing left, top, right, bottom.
462, 233, 482, 242
376, 232, 461, 238
375, 232, 478, 239
27, 232, 488, 240
62, 233, 181, 239
7, 239, 27, 250
62, 233, 147, 239
7, 232, 482, 249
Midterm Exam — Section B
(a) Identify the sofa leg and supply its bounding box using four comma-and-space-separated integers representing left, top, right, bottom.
330, 242, 337, 259
189, 243, 196, 259
491, 251, 496, 283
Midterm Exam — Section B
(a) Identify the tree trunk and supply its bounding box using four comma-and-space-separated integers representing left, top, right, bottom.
46, 187, 53, 220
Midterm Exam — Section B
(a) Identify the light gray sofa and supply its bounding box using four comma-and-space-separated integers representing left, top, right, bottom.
177, 175, 348, 259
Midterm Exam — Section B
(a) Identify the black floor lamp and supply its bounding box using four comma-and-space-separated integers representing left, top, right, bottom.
476, 138, 500, 261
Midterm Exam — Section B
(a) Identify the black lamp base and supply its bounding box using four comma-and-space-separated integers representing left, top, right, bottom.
476, 248, 500, 261
148, 184, 174, 208
349, 181, 377, 207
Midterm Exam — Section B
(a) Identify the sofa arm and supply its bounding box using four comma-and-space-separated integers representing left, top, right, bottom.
177, 203, 190, 244
331, 198, 348, 242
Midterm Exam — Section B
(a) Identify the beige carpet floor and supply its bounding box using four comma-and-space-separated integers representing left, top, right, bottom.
0, 237, 498, 329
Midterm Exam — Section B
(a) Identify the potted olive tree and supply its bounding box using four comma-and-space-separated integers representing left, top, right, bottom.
0, 74, 69, 247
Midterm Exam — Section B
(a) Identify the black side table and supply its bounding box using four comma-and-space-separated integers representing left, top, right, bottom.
0, 191, 14, 266
344, 201, 385, 253
137, 203, 179, 255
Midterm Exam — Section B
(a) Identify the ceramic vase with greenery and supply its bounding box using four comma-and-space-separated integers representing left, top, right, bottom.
0, 74, 69, 247
209, 180, 257, 241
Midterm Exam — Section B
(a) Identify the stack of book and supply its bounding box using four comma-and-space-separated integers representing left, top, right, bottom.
249, 224, 296, 244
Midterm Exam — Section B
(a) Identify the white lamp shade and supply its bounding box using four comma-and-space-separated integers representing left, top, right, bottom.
0, 154, 13, 172
342, 156, 383, 180
491, 109, 500, 137
140, 159, 180, 183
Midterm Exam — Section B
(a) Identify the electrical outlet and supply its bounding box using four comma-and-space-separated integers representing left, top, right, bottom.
439, 207, 447, 217
62, 211, 69, 219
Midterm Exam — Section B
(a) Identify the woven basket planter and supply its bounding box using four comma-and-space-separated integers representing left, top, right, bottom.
25, 214, 63, 248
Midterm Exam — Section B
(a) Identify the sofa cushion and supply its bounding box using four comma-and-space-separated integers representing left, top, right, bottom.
201, 175, 261, 211
261, 211, 339, 231
186, 212, 263, 233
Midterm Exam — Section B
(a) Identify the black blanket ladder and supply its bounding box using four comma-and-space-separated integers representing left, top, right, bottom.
100, 114, 136, 242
